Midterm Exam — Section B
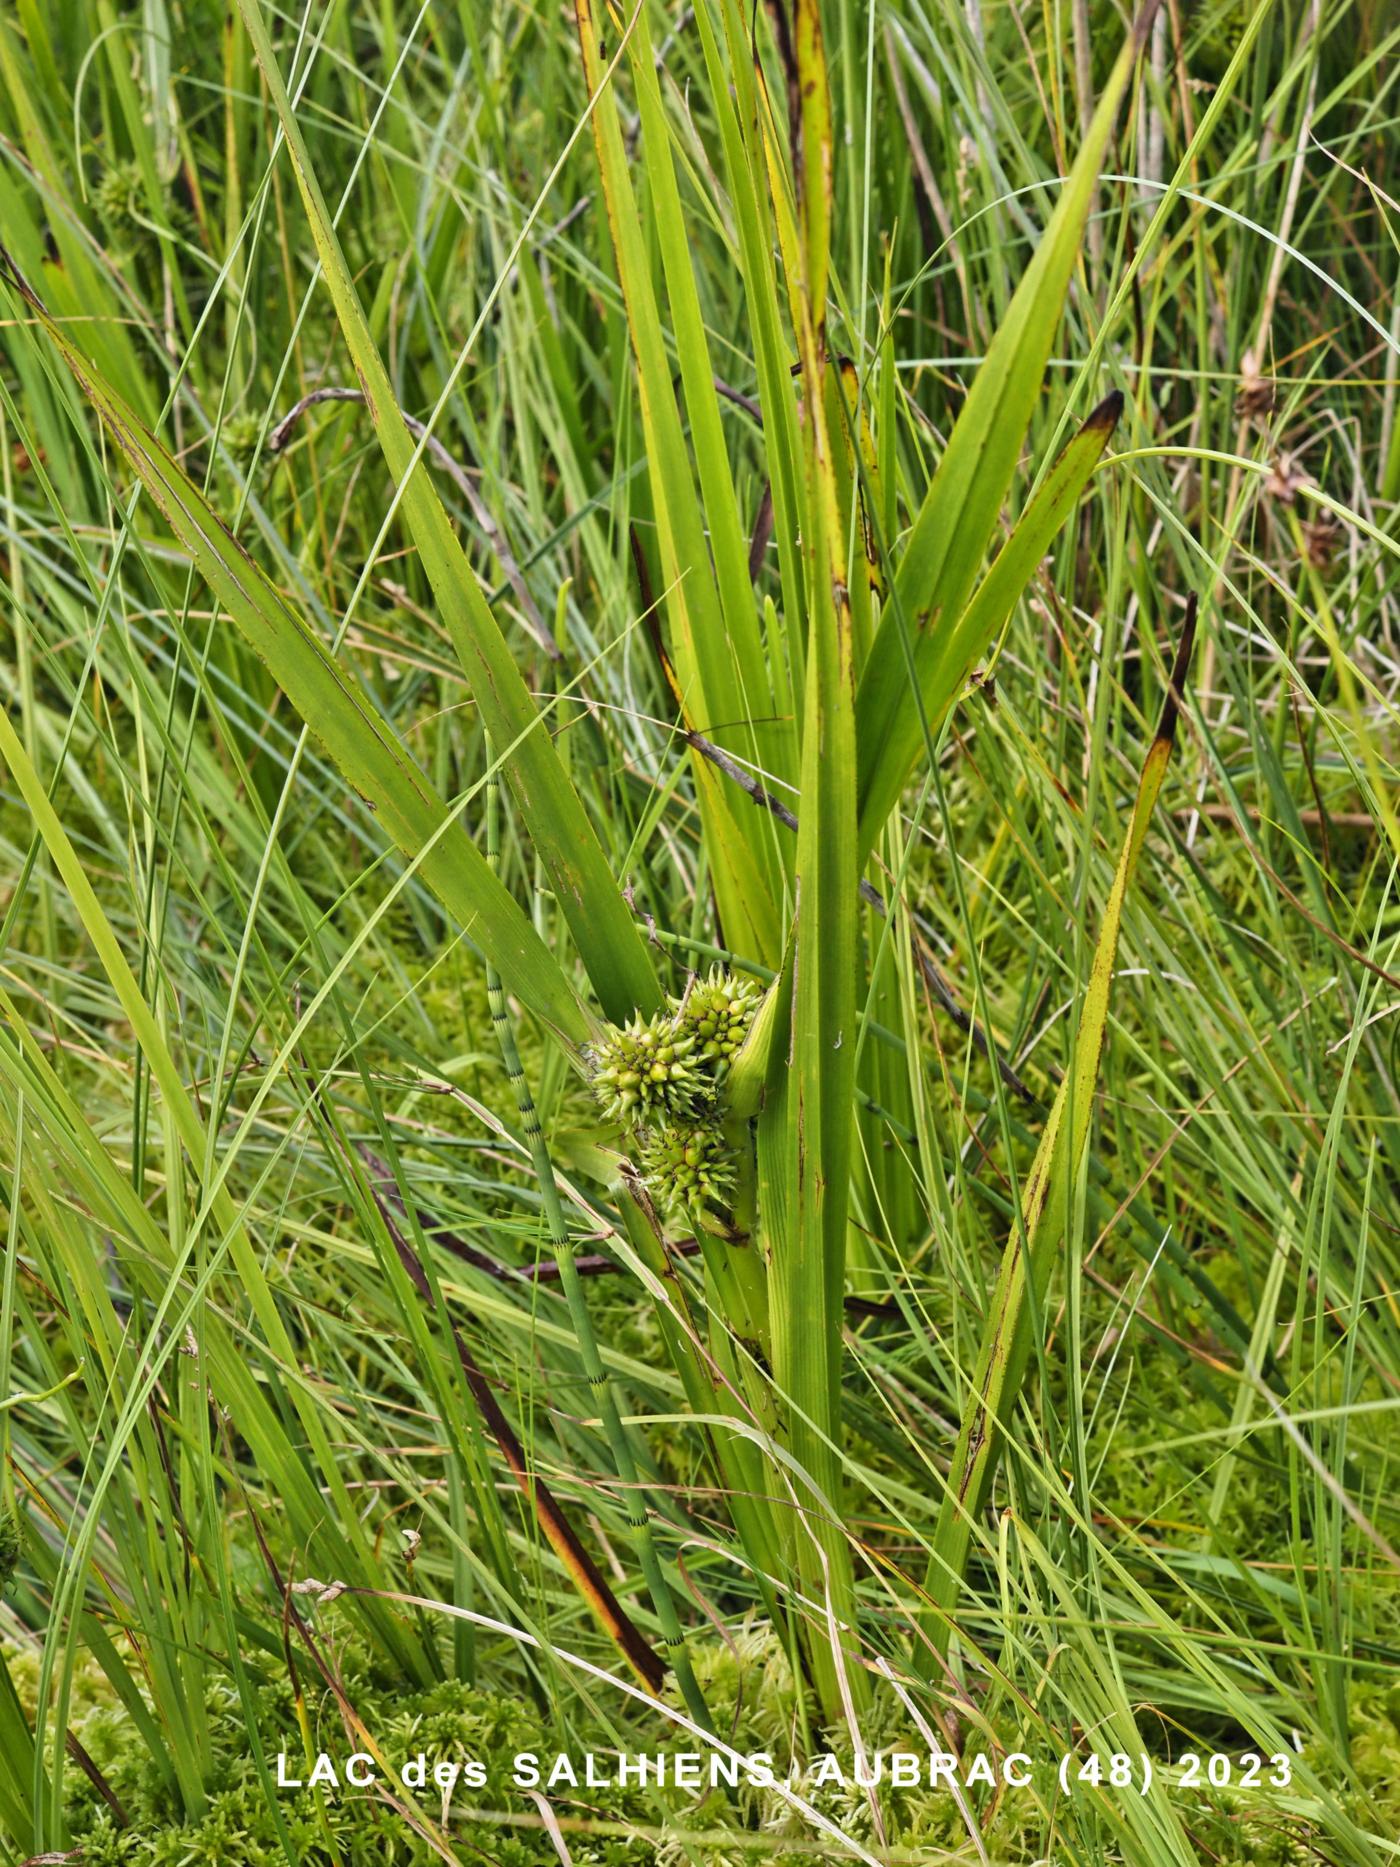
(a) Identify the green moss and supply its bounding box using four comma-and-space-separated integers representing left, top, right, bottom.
61, 1665, 658, 1865
1350, 1681, 1400, 1823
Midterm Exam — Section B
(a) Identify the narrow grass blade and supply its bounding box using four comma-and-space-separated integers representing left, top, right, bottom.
481, 749, 709, 1722
362, 1173, 667, 1696
574, 0, 783, 963
0, 256, 591, 1052
234, 0, 663, 1024
857, 391, 1123, 850
920, 596, 1198, 1658
695, 0, 809, 699
856, 8, 1157, 852
0, 773, 433, 1821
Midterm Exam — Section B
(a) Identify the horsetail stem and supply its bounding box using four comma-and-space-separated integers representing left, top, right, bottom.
483, 742, 711, 1729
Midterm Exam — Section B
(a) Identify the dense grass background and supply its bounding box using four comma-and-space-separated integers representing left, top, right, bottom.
0, 0, 1397, 1860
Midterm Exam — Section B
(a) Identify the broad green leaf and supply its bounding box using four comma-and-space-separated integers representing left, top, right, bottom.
574, 0, 783, 964
234, 0, 661, 1025
919, 598, 1198, 1658
695, 0, 809, 702
856, 11, 1155, 853
792, 0, 832, 324
756, 0, 863, 1722
0, 260, 592, 1051
856, 392, 1123, 849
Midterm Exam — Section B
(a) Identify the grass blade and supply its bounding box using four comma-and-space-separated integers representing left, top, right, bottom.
920, 595, 1198, 1657
480, 748, 709, 1721
234, 0, 663, 1025
360, 1168, 668, 1697
0, 255, 592, 1052
855, 7, 1157, 852
856, 391, 1123, 850
575, 0, 784, 963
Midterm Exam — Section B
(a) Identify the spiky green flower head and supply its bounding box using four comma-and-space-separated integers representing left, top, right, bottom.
0, 1507, 23, 1593
93, 162, 194, 258
640, 1119, 734, 1221
671, 967, 760, 1070
220, 412, 264, 470
587, 1011, 704, 1124
93, 160, 146, 237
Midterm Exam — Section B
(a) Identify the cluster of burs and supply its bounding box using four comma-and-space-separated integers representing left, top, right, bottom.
587, 968, 759, 1226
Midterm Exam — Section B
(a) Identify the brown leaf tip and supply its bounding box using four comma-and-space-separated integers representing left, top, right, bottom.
1085, 388, 1124, 434
1155, 592, 1198, 747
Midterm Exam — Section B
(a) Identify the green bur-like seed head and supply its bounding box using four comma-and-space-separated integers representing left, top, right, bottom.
671, 967, 760, 1068
0, 1509, 23, 1591
93, 160, 146, 236
640, 1120, 735, 1220
588, 1012, 704, 1123
221, 413, 264, 468
93, 162, 194, 252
